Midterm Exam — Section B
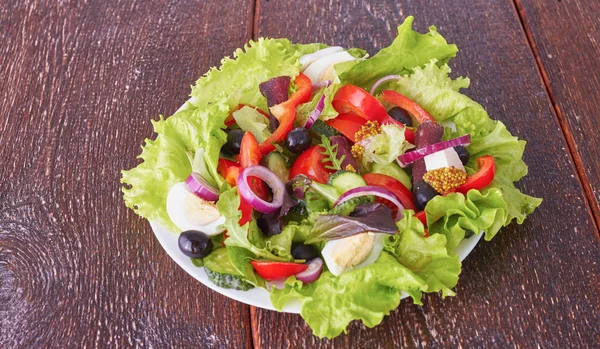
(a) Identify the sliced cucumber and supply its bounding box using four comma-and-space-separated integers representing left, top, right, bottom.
371, 162, 412, 190
310, 181, 340, 205
203, 248, 254, 291
310, 119, 340, 138
328, 170, 367, 194
205, 269, 255, 291
263, 152, 290, 182
329, 196, 372, 215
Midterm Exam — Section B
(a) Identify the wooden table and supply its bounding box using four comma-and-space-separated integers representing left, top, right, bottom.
2, 0, 599, 347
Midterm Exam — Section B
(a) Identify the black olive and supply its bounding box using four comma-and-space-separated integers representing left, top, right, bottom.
178, 230, 213, 258
257, 212, 282, 237
388, 107, 412, 127
285, 127, 311, 154
222, 129, 245, 155
454, 145, 470, 165
413, 181, 438, 211
291, 243, 320, 261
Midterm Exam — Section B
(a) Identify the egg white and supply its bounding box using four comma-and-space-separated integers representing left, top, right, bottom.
303, 50, 356, 84
321, 233, 386, 276
299, 46, 344, 70
166, 182, 225, 236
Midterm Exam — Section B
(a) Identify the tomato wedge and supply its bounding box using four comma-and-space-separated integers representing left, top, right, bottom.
225, 104, 269, 127
456, 155, 495, 194
240, 132, 262, 168
381, 90, 435, 124
260, 73, 312, 154
325, 112, 366, 141
289, 145, 334, 184
363, 173, 416, 211
332, 85, 388, 122
238, 196, 253, 225
250, 260, 308, 281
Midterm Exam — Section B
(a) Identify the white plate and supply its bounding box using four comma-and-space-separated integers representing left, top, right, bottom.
151, 221, 483, 314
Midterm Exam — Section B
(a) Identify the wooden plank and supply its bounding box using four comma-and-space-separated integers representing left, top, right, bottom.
252, 0, 600, 347
514, 0, 600, 229
0, 1, 253, 347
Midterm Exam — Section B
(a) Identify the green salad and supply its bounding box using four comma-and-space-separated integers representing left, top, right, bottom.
122, 17, 542, 338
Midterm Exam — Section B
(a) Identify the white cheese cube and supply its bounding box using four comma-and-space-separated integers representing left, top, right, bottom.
424, 148, 465, 172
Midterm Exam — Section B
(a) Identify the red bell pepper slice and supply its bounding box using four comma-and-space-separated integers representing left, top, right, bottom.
240, 132, 269, 201
250, 260, 308, 281
325, 112, 366, 142
381, 90, 435, 124
362, 173, 417, 211
289, 145, 334, 184
225, 104, 269, 127
414, 211, 427, 226
260, 73, 312, 154
455, 155, 495, 194
332, 85, 388, 122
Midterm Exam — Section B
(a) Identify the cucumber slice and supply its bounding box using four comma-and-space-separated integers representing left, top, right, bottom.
203, 248, 254, 291
310, 119, 340, 138
328, 170, 367, 194
310, 181, 340, 205
329, 196, 372, 215
263, 152, 289, 182
371, 162, 412, 190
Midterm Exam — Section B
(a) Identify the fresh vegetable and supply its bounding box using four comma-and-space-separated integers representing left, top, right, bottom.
455, 155, 495, 194
332, 85, 388, 122
295, 257, 324, 283
325, 112, 366, 141
397, 134, 471, 167
334, 186, 405, 221
381, 90, 435, 124
178, 230, 213, 258
185, 172, 219, 202
328, 171, 367, 194
263, 152, 289, 182
303, 93, 326, 129
238, 165, 285, 214
369, 75, 400, 95
309, 119, 340, 138
363, 173, 416, 211
250, 260, 308, 281
205, 269, 255, 291
371, 162, 412, 190
289, 146, 333, 184
204, 247, 255, 290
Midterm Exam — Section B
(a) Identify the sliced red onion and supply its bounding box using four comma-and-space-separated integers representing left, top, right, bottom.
312, 80, 331, 92
397, 134, 471, 167
369, 75, 400, 95
295, 257, 323, 284
304, 93, 326, 129
186, 172, 219, 201
238, 165, 285, 213
334, 186, 404, 221
265, 278, 287, 291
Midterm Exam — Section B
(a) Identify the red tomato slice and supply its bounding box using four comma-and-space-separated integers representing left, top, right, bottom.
289, 146, 334, 184
250, 260, 308, 281
325, 112, 366, 142
363, 173, 416, 211
332, 85, 388, 122
240, 132, 262, 168
238, 196, 253, 225
456, 155, 495, 194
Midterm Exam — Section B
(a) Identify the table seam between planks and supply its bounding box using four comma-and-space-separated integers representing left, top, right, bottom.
512, 0, 600, 236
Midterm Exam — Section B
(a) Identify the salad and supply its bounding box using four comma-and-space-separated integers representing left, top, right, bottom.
122, 17, 542, 338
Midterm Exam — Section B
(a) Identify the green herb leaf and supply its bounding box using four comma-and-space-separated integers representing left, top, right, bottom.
319, 135, 345, 171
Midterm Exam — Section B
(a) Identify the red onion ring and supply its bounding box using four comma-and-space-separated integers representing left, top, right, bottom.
295, 257, 323, 283
334, 186, 404, 221
304, 93, 326, 129
369, 75, 400, 95
238, 165, 285, 213
185, 172, 219, 201
312, 80, 331, 92
397, 134, 471, 167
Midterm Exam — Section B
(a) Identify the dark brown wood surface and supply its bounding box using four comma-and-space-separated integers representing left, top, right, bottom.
515, 0, 600, 229
1, 0, 599, 348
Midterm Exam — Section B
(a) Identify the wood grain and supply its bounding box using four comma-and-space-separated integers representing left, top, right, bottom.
0, 0, 254, 347
514, 0, 600, 231
253, 0, 600, 347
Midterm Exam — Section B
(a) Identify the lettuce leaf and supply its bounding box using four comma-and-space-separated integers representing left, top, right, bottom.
232, 106, 272, 143
190, 38, 323, 110
121, 102, 229, 231
338, 16, 458, 89
361, 124, 414, 165
389, 60, 542, 248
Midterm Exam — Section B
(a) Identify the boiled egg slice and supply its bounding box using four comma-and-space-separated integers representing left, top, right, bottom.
299, 46, 344, 70
166, 182, 225, 236
321, 233, 386, 276
303, 50, 356, 84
